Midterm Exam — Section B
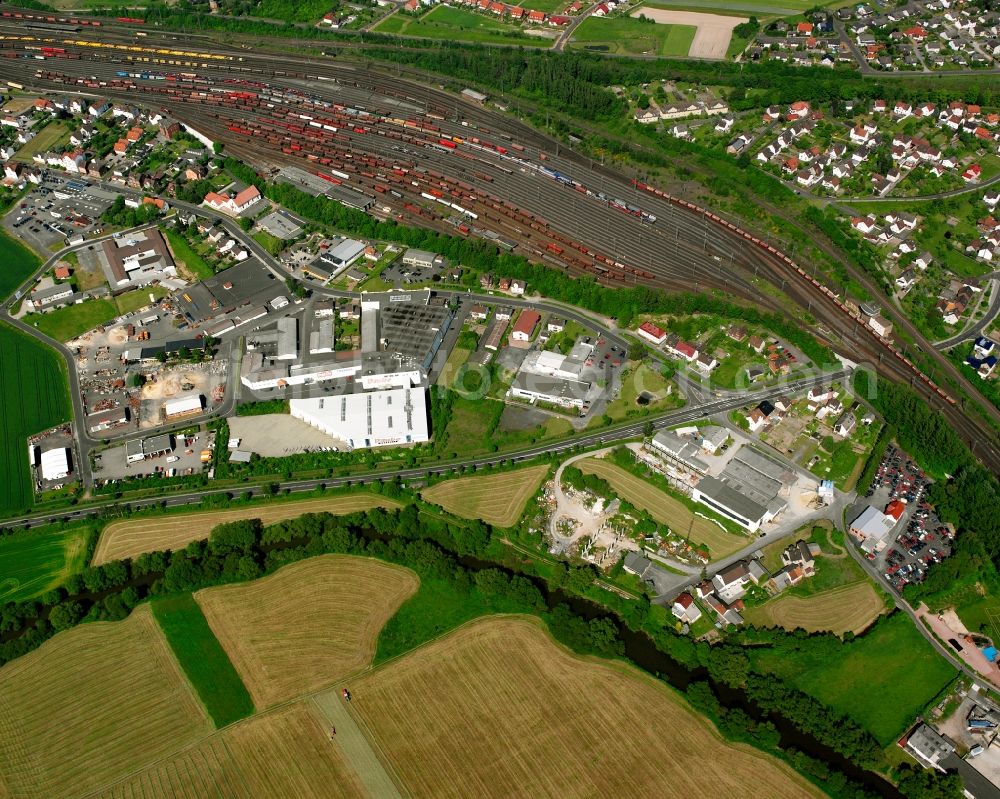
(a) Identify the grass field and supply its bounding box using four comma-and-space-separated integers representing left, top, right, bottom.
353, 616, 825, 799
25, 298, 118, 342
164, 227, 214, 280
745, 582, 886, 636
571, 16, 696, 56
0, 606, 212, 799
577, 457, 746, 558
12, 122, 69, 164
92, 493, 401, 565
751, 612, 956, 745
152, 593, 255, 727
98, 702, 368, 799
375, 6, 543, 46
114, 286, 168, 316
0, 525, 89, 602
747, 525, 887, 635
0, 322, 71, 517
437, 346, 472, 388
0, 228, 41, 302
197, 555, 418, 708
421, 465, 550, 527
598, 361, 682, 422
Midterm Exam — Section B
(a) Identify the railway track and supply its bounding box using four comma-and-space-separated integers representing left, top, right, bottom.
5, 30, 1000, 472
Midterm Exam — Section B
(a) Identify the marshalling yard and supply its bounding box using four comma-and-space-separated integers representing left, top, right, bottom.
1, 10, 1000, 480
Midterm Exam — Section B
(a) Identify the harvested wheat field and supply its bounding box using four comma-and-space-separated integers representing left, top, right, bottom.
748, 582, 886, 636
351, 616, 824, 799
578, 458, 746, 557
0, 606, 211, 799
420, 465, 549, 527
93, 493, 401, 565
98, 702, 367, 799
196, 555, 419, 708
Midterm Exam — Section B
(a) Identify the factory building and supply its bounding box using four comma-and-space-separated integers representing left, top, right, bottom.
290, 387, 429, 450
691, 447, 790, 532
125, 434, 173, 464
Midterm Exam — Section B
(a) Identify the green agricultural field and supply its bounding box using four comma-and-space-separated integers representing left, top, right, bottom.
375, 6, 545, 46
0, 228, 41, 302
151, 593, 255, 727
571, 16, 696, 56
25, 299, 118, 342
0, 524, 90, 602
750, 612, 956, 745
0, 323, 71, 517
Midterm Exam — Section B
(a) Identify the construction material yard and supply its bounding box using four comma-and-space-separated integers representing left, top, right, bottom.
197, 555, 419, 708
0, 606, 211, 799
351, 616, 824, 799
420, 465, 550, 527
92, 493, 401, 565
577, 457, 746, 558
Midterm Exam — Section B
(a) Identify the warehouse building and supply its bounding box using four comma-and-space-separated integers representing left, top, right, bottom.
691, 447, 790, 532
164, 395, 204, 420
309, 318, 335, 355
650, 431, 710, 476
125, 433, 174, 464
276, 317, 298, 361
39, 447, 71, 481
510, 372, 590, 409
290, 387, 429, 449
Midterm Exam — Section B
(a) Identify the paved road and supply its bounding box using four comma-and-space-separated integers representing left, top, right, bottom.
554, 2, 598, 51
936, 278, 1000, 350
0, 369, 848, 530
311, 689, 406, 799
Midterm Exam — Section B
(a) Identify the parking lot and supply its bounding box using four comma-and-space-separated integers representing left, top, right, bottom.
93, 430, 213, 484
4, 173, 116, 253
864, 445, 954, 591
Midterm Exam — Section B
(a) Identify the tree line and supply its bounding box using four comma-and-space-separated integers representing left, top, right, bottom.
0, 499, 962, 797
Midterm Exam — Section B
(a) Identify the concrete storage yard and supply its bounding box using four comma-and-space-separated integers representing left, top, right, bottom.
228, 414, 344, 457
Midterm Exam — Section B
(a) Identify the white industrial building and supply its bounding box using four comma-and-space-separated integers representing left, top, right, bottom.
290, 387, 429, 449
849, 506, 898, 553
39, 447, 70, 481
508, 349, 592, 410
326, 238, 366, 269
164, 395, 204, 419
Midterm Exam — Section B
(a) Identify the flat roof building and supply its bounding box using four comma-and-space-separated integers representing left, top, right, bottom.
849, 505, 898, 553
101, 228, 175, 287
691, 447, 791, 532
401, 249, 439, 270
87, 406, 128, 432
39, 447, 71, 481
510, 371, 590, 409
290, 387, 429, 450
